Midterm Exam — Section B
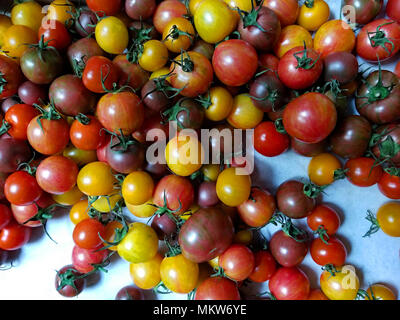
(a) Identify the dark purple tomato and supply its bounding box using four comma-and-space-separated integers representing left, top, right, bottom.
115, 285, 145, 300
178, 207, 234, 263
18, 81, 47, 106
1, 97, 19, 114
249, 73, 287, 113
291, 137, 327, 157
163, 98, 205, 130
270, 230, 308, 267
197, 181, 219, 208
74, 8, 98, 37
151, 213, 177, 240
330, 115, 372, 159
276, 180, 315, 219
49, 75, 97, 116
323, 51, 359, 85
342, 0, 383, 25
144, 161, 168, 179
125, 0, 156, 20
55, 265, 86, 298
105, 136, 145, 174
372, 123, 400, 166
0, 138, 31, 173
356, 70, 400, 124
238, 5, 281, 52
67, 38, 105, 76
141, 78, 172, 112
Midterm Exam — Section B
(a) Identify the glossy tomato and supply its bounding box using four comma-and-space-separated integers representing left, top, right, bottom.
2, 104, 40, 140
218, 244, 255, 281
0, 55, 23, 100
82, 56, 120, 93
307, 205, 341, 236
343, 0, 383, 25
38, 19, 71, 51
216, 167, 251, 207
129, 253, 163, 290
320, 265, 360, 300
4, 171, 42, 206
310, 237, 347, 267
269, 267, 310, 300
297, 0, 330, 31
274, 25, 313, 58
195, 276, 240, 300
308, 153, 342, 186
387, 0, 400, 23
0, 220, 31, 251
263, 0, 299, 27
269, 230, 308, 267
378, 172, 400, 199
344, 157, 383, 187
227, 94, 264, 129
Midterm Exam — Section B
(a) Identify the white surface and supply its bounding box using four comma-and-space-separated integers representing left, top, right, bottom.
0, 0, 399, 300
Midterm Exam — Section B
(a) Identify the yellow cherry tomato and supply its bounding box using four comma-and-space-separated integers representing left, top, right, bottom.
160, 254, 199, 294
90, 193, 122, 213
117, 222, 159, 263
194, 0, 237, 44
0, 15, 12, 48
162, 17, 195, 53
189, 0, 205, 15
2, 25, 38, 59
95, 16, 129, 55
376, 202, 400, 237
150, 67, 171, 81
274, 24, 313, 58
201, 164, 221, 181
308, 153, 342, 186
103, 220, 123, 251
365, 284, 396, 300
52, 186, 83, 206
77, 162, 116, 197
130, 253, 163, 290
138, 40, 169, 72
63, 145, 98, 167
46, 0, 75, 24
320, 265, 360, 300
216, 167, 251, 207
11, 0, 45, 33
69, 199, 90, 225
122, 171, 154, 206
165, 134, 204, 177
126, 199, 157, 218
297, 0, 330, 32
203, 86, 233, 122
227, 94, 264, 129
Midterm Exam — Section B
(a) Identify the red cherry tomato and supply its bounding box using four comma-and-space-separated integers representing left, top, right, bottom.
4, 171, 43, 206
0, 220, 31, 251
218, 244, 255, 281
269, 266, 310, 300
0, 204, 12, 229
2, 104, 40, 140
72, 245, 109, 274
307, 204, 341, 236
310, 236, 347, 267
70, 115, 105, 151
86, 0, 122, 16
254, 121, 290, 157
82, 56, 120, 93
72, 218, 106, 250
248, 250, 277, 283
387, 0, 400, 23
38, 19, 72, 51
378, 171, 400, 199
345, 157, 383, 187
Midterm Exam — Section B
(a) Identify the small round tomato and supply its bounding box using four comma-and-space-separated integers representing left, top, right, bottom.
216, 167, 251, 207
165, 134, 203, 177
254, 121, 290, 157
46, 0, 76, 25
130, 253, 163, 290
138, 40, 169, 72
310, 237, 347, 267
263, 0, 299, 27
308, 153, 342, 186
2, 25, 38, 59
162, 17, 195, 53
269, 266, 310, 300
153, 0, 187, 33
72, 245, 109, 274
0, 220, 31, 251
202, 86, 233, 122
195, 276, 240, 300
53, 186, 83, 206
72, 218, 106, 250
69, 199, 90, 225
307, 205, 341, 236
2, 104, 40, 140
297, 0, 330, 31
55, 265, 85, 298
365, 284, 396, 300
378, 172, 400, 199
38, 19, 71, 51
227, 94, 264, 129
314, 20, 356, 59
248, 250, 277, 283
218, 244, 255, 281
95, 16, 129, 55
82, 56, 120, 94
376, 202, 400, 237
160, 254, 199, 294
274, 25, 313, 58
212, 40, 258, 87
201, 164, 221, 181
117, 222, 159, 263
122, 171, 154, 206
70, 116, 105, 151
320, 265, 360, 300
344, 157, 383, 187
4, 171, 42, 206
63, 146, 98, 167
86, 0, 121, 16
77, 162, 116, 197
0, 56, 24, 100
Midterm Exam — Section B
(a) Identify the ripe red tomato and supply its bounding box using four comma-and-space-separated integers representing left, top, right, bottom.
4, 171, 43, 206
254, 121, 290, 157
310, 237, 347, 267
218, 244, 255, 281
248, 250, 277, 283
262, 0, 299, 27
378, 171, 400, 199
212, 39, 258, 87
38, 19, 71, 51
283, 92, 337, 144
356, 19, 400, 62
195, 276, 240, 300
72, 245, 109, 274
72, 218, 106, 250
3, 104, 40, 140
387, 0, 400, 23
344, 157, 383, 187
307, 205, 341, 236
0, 220, 31, 251
70, 115, 105, 151
269, 266, 310, 300
86, 0, 122, 16
153, 0, 187, 34
82, 56, 120, 93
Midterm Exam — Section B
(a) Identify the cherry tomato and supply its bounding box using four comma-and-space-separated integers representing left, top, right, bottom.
95, 16, 129, 55
218, 244, 255, 281
138, 40, 169, 72
153, 0, 187, 33
274, 25, 313, 58
248, 250, 277, 283
365, 284, 396, 300
0, 220, 31, 251
387, 0, 400, 23
77, 162, 116, 197
307, 205, 341, 236
4, 171, 42, 206
202, 86, 233, 122
82, 56, 120, 94
69, 199, 89, 225
310, 237, 347, 267
320, 265, 360, 300
254, 121, 290, 157
72, 245, 109, 274
70, 116, 105, 151
270, 230, 308, 267
216, 167, 251, 207
344, 157, 383, 187
53, 186, 83, 206
86, 0, 122, 16
38, 19, 71, 51
129, 253, 163, 290
55, 265, 85, 298
378, 172, 400, 199
269, 267, 310, 300
297, 0, 330, 31
227, 94, 264, 129
263, 0, 299, 27
125, 0, 155, 20
162, 18, 195, 53
376, 202, 400, 237
2, 104, 40, 140
72, 218, 106, 250
0, 15, 12, 48
122, 171, 154, 206
308, 153, 342, 186
308, 288, 329, 300
126, 199, 157, 218
2, 25, 38, 59
195, 276, 240, 300
46, 0, 76, 25
0, 204, 12, 229
63, 146, 98, 167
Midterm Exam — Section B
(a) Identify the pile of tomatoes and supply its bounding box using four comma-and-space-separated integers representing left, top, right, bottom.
0, 0, 399, 301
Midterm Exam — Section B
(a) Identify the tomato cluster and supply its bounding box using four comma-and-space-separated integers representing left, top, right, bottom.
0, 0, 399, 301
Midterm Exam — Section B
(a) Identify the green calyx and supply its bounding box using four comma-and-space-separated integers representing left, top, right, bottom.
195, 91, 212, 110
294, 41, 320, 70
362, 210, 380, 238
162, 99, 191, 129
173, 50, 194, 73
71, 56, 87, 78
274, 118, 286, 134
102, 128, 140, 153
29, 35, 58, 63
141, 71, 186, 101
236, 0, 267, 32
164, 25, 194, 44
75, 113, 91, 125
33, 100, 63, 133
303, 181, 328, 199
148, 192, 183, 224
0, 119, 11, 137
333, 168, 348, 181
268, 212, 309, 243
367, 22, 396, 56
304, 0, 314, 8
322, 263, 340, 277
164, 238, 182, 258
153, 281, 172, 295
0, 72, 7, 95
314, 225, 330, 245
126, 22, 154, 64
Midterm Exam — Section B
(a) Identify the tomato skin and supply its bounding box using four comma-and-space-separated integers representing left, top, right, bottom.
0, 56, 24, 100
274, 25, 313, 58
11, 0, 45, 33
86, 0, 121, 16
113, 55, 149, 91
38, 20, 71, 52
195, 276, 240, 300
162, 17, 195, 53
356, 19, 400, 62
310, 237, 347, 267
216, 167, 252, 207
70, 116, 105, 151
314, 20, 356, 59
269, 230, 308, 267
269, 267, 310, 300
82, 56, 120, 94
130, 253, 163, 290
278, 45, 323, 90
36, 155, 78, 195
0, 220, 31, 251
218, 244, 255, 281
343, 0, 383, 25
53, 186, 83, 206
376, 202, 400, 237
378, 172, 400, 199
72, 245, 109, 274
297, 0, 330, 31
46, 0, 76, 25
263, 0, 299, 27
344, 157, 383, 187
160, 254, 199, 294
365, 284, 396, 300
248, 250, 277, 283
0, 138, 32, 173
77, 162, 116, 197
308, 153, 342, 186
320, 265, 360, 300
72, 218, 106, 250
212, 40, 258, 87
387, 0, 400, 23
27, 116, 70, 156
0, 204, 12, 229
203, 86, 233, 122
95, 16, 129, 55
138, 40, 169, 72
395, 61, 400, 78
194, 0, 237, 44
283, 92, 337, 144
4, 171, 42, 206
227, 94, 264, 129
307, 205, 341, 236
254, 121, 290, 157
237, 187, 276, 228
324, 51, 359, 85
3, 104, 40, 140
122, 171, 154, 206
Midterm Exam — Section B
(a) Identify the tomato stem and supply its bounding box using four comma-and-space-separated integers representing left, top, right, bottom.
0, 72, 7, 95
367, 21, 396, 56
362, 210, 380, 238
303, 181, 328, 199
293, 41, 320, 70
314, 225, 330, 245
161, 98, 192, 129
163, 24, 194, 44
0, 119, 11, 137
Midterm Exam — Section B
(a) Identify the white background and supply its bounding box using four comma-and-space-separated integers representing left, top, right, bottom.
0, 0, 399, 300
